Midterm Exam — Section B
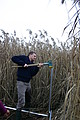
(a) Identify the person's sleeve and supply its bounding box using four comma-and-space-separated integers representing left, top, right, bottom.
31, 66, 39, 77
0, 101, 7, 115
11, 55, 25, 66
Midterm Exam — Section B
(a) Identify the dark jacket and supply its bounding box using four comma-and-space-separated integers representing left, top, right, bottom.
11, 55, 39, 83
0, 100, 7, 115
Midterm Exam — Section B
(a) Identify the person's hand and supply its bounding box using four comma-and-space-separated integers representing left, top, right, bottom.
24, 64, 28, 67
38, 63, 43, 67
4, 110, 10, 117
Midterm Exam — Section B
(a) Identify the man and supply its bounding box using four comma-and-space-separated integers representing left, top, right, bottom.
0, 100, 10, 117
11, 51, 43, 120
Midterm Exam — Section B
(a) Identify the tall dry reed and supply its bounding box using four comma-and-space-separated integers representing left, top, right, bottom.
0, 29, 80, 120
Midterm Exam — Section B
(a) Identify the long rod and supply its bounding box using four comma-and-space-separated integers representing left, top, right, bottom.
12, 62, 50, 67
49, 110, 52, 120
12, 63, 39, 67
48, 67, 53, 120
5, 106, 48, 117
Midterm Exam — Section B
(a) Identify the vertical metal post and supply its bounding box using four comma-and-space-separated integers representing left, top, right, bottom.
48, 67, 53, 120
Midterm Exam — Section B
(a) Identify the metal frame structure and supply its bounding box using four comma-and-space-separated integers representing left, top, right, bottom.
5, 67, 53, 120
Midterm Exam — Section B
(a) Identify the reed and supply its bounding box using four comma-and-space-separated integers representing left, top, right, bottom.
0, 29, 80, 120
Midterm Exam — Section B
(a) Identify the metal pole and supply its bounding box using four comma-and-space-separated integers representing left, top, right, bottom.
5, 63, 53, 119
48, 67, 53, 120
5, 106, 48, 117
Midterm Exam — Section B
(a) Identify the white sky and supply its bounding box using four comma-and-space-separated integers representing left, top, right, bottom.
0, 0, 73, 43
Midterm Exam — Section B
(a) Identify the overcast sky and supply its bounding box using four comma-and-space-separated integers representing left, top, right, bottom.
0, 0, 73, 42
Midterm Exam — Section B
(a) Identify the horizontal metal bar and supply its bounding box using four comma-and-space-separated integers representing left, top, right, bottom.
5, 106, 48, 117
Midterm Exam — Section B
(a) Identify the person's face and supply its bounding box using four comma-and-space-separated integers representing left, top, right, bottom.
31, 53, 37, 61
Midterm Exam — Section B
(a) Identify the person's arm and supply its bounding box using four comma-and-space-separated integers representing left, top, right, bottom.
11, 55, 26, 66
37, 63, 43, 68
31, 63, 43, 76
0, 101, 10, 117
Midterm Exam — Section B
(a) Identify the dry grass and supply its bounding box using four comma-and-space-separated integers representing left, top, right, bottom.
0, 29, 80, 120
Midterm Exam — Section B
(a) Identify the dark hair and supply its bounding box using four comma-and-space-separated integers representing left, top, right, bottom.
28, 51, 36, 56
